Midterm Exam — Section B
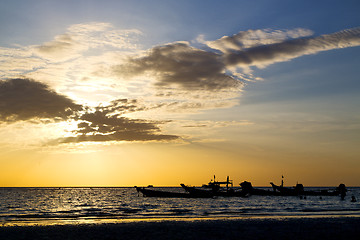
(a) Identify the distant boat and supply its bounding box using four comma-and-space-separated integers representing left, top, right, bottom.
269, 182, 347, 198
180, 184, 215, 198
270, 182, 304, 196
240, 181, 280, 196
135, 176, 347, 200
201, 175, 233, 192
181, 176, 248, 197
134, 186, 213, 198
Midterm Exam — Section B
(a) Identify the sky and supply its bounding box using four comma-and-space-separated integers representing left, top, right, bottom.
1, 0, 360, 187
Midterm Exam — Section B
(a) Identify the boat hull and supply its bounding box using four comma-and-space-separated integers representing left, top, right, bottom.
180, 184, 247, 197
135, 187, 211, 198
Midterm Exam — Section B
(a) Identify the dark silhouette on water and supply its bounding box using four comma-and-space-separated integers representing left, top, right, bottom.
202, 175, 233, 192
181, 176, 247, 197
239, 177, 347, 199
240, 181, 280, 196
136, 176, 348, 199
269, 181, 346, 198
136, 176, 247, 198
338, 183, 347, 200
135, 186, 214, 198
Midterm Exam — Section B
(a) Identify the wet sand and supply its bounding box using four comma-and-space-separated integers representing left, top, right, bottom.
1, 216, 360, 240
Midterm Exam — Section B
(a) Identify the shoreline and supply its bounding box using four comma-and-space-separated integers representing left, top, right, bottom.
1, 215, 360, 240
2, 212, 360, 227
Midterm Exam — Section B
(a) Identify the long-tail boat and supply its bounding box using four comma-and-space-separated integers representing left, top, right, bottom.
267, 175, 347, 198
270, 182, 347, 198
181, 176, 247, 197
240, 181, 279, 196
135, 186, 213, 198
180, 184, 216, 197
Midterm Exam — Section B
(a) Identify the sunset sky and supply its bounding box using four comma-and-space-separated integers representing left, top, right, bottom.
1, 0, 360, 187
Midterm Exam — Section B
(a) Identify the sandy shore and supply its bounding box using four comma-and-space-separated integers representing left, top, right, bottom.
1, 216, 360, 240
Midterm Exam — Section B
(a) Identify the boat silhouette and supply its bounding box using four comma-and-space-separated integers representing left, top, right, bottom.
181, 176, 248, 197
135, 186, 213, 198
136, 175, 347, 199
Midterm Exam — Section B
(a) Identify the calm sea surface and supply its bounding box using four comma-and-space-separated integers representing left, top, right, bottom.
1, 187, 359, 226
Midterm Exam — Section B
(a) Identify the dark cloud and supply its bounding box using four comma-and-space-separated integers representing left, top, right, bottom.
224, 37, 310, 66
113, 42, 242, 90
0, 78, 81, 122
0, 78, 178, 143
57, 103, 179, 143
59, 131, 178, 143
93, 98, 145, 115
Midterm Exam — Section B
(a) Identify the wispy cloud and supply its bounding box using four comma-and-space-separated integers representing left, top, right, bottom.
213, 27, 360, 68
205, 28, 314, 53
0, 22, 142, 91
35, 22, 142, 61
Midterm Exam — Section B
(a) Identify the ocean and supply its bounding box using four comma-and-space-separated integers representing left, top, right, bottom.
1, 187, 359, 226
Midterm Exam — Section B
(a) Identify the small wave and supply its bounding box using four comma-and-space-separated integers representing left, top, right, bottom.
56, 210, 82, 214
123, 208, 142, 214
240, 207, 262, 212
302, 208, 360, 212
169, 209, 193, 215
203, 210, 245, 216
82, 208, 102, 212
142, 204, 160, 209
75, 203, 95, 207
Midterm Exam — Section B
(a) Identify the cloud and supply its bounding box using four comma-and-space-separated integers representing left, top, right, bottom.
34, 22, 142, 61
2, 25, 360, 146
55, 99, 179, 143
112, 42, 243, 91
112, 27, 360, 93
161, 119, 253, 143
36, 34, 80, 60
206, 28, 314, 53
0, 78, 81, 122
216, 27, 360, 68
0, 78, 178, 143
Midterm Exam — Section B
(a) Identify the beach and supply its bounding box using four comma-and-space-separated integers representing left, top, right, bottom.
1, 216, 360, 240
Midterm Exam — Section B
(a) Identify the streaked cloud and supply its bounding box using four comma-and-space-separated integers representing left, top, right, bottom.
206, 28, 314, 53
211, 27, 360, 68
162, 119, 253, 143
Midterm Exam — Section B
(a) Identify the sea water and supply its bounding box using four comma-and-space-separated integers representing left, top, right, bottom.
1, 187, 359, 226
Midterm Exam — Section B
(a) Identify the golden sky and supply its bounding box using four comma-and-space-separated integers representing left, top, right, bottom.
1, 1, 360, 187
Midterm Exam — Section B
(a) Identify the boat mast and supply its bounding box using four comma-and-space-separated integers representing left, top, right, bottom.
226, 176, 229, 191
